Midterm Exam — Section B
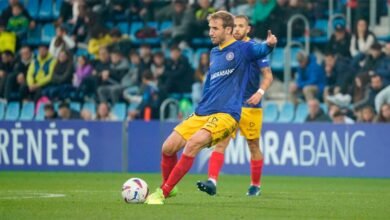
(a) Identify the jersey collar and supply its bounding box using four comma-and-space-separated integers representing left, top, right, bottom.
219, 38, 236, 50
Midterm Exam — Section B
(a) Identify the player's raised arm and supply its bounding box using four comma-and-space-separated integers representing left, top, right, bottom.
244, 30, 277, 61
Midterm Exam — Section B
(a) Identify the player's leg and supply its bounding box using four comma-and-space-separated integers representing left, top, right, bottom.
197, 136, 230, 196
161, 131, 186, 185
160, 129, 212, 197
246, 138, 263, 196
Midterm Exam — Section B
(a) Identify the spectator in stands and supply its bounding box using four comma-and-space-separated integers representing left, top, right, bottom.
376, 103, 390, 123
327, 19, 351, 57
284, 0, 307, 38
6, 3, 29, 39
57, 0, 72, 25
41, 50, 75, 100
353, 43, 390, 102
290, 51, 326, 102
151, 51, 167, 92
1, 0, 35, 30
4, 46, 31, 101
0, 19, 16, 53
95, 102, 117, 121
230, 0, 256, 18
350, 18, 376, 57
161, 0, 195, 47
332, 110, 354, 124
192, 52, 209, 107
58, 101, 80, 120
49, 25, 76, 58
24, 44, 56, 101
165, 46, 194, 94
107, 28, 131, 57
0, 50, 15, 98
305, 98, 331, 122
358, 105, 376, 123
375, 85, 390, 113
71, 3, 89, 44
80, 108, 93, 120
252, 0, 277, 39
266, 0, 289, 39
127, 70, 159, 120
87, 26, 112, 58
97, 50, 129, 103
139, 44, 153, 70
43, 103, 57, 120
354, 74, 386, 110
73, 55, 93, 88
323, 52, 353, 101
194, 0, 216, 37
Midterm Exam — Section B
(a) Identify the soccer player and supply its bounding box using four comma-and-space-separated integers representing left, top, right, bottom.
196, 15, 273, 196
145, 11, 277, 205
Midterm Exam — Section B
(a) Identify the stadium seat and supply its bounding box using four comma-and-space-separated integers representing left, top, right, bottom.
26, 0, 39, 19
320, 103, 328, 113
112, 102, 126, 120
129, 21, 144, 43
76, 48, 89, 57
117, 22, 129, 35
128, 103, 138, 112
277, 102, 294, 123
38, 0, 53, 20
53, 0, 63, 18
82, 102, 96, 117
290, 47, 301, 69
5, 102, 20, 120
35, 103, 45, 121
181, 48, 194, 62
0, 0, 8, 12
311, 19, 329, 43
270, 47, 284, 72
263, 102, 279, 123
19, 102, 35, 120
26, 25, 42, 46
70, 102, 81, 112
0, 101, 5, 120
294, 103, 308, 123
159, 21, 172, 32
41, 23, 56, 44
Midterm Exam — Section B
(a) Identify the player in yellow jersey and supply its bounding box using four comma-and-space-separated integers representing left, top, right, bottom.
197, 15, 274, 196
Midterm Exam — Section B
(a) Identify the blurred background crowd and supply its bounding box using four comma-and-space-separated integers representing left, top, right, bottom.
0, 0, 389, 123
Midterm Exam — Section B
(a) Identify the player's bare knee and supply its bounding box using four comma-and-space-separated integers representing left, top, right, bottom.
183, 139, 203, 156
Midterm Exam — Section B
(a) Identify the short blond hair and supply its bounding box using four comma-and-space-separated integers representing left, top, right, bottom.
208, 11, 235, 30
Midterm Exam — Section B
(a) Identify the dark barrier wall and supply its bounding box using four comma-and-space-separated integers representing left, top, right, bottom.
0, 121, 123, 171
128, 121, 390, 178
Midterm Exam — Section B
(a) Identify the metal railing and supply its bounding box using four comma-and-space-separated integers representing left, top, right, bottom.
159, 98, 179, 121
284, 14, 310, 100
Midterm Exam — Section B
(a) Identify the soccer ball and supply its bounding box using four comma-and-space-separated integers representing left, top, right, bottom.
121, 178, 149, 204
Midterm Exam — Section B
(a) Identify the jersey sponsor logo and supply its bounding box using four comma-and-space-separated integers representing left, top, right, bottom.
226, 52, 234, 61
210, 68, 235, 80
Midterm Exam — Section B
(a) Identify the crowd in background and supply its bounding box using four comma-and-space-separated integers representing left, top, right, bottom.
0, 0, 389, 123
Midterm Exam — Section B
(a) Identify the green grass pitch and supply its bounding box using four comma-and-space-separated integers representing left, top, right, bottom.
0, 172, 389, 219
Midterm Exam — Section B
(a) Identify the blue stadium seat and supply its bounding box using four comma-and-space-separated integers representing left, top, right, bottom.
129, 21, 145, 43
181, 48, 194, 62
192, 37, 212, 46
38, 0, 53, 20
294, 103, 308, 123
5, 102, 20, 120
26, 25, 42, 46
82, 102, 96, 117
53, 0, 63, 18
320, 103, 328, 113
112, 102, 126, 121
0, 101, 5, 120
270, 47, 284, 72
290, 47, 301, 69
128, 103, 139, 112
35, 103, 45, 121
193, 48, 209, 68
159, 21, 172, 32
263, 102, 279, 123
20, 102, 35, 120
143, 22, 159, 44
26, 0, 39, 19
311, 19, 329, 43
70, 102, 81, 112
76, 48, 89, 57
0, 0, 8, 11
117, 22, 129, 34
41, 23, 55, 44
277, 102, 294, 123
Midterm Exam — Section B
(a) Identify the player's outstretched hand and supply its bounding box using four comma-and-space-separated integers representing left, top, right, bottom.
266, 30, 277, 47
247, 92, 263, 106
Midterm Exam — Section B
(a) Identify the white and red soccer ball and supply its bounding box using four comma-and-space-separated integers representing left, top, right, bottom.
121, 178, 149, 204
